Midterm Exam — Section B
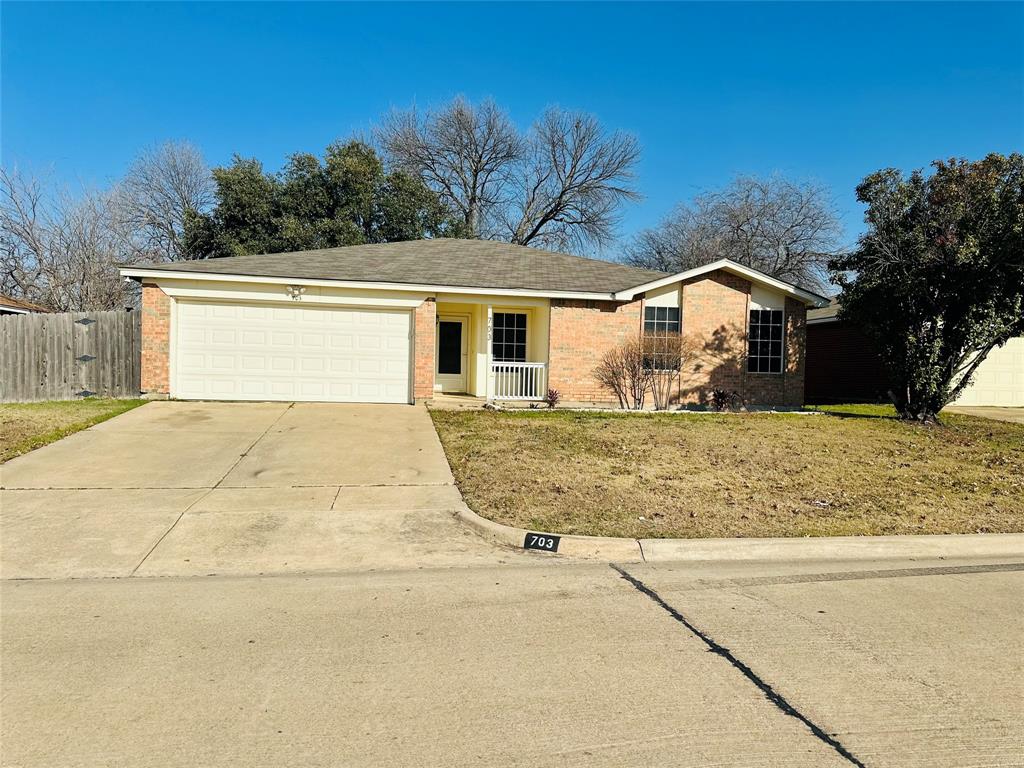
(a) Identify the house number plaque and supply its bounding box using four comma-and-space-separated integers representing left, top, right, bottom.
523, 533, 560, 552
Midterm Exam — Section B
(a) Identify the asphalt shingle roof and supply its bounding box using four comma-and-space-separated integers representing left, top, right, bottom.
134, 239, 668, 295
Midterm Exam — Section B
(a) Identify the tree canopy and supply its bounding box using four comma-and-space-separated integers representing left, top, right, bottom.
379, 97, 640, 253
184, 140, 463, 259
830, 152, 1024, 422
625, 175, 842, 291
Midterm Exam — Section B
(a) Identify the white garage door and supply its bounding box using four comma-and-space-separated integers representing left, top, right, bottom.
952, 337, 1024, 407
174, 301, 412, 403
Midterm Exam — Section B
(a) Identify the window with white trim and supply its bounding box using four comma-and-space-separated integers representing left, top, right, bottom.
492, 312, 527, 362
643, 306, 682, 371
644, 306, 680, 333
748, 309, 784, 373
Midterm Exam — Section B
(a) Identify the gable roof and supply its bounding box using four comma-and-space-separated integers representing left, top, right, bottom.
119, 238, 828, 305
121, 239, 667, 296
0, 293, 50, 314
616, 259, 829, 306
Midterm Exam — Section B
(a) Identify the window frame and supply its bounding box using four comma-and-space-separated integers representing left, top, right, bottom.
643, 305, 681, 335
747, 308, 785, 374
491, 311, 528, 363
642, 305, 682, 372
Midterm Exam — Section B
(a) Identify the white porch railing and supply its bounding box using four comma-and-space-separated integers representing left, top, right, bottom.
491, 362, 547, 400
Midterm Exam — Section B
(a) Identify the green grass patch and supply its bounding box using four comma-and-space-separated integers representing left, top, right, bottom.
0, 398, 147, 463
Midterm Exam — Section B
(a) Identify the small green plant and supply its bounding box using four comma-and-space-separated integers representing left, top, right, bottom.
544, 388, 561, 409
709, 388, 743, 412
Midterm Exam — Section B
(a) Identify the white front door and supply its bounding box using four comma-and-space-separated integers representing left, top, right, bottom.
435, 316, 468, 393
174, 300, 412, 403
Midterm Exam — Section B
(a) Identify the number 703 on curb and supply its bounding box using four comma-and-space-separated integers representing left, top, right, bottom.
523, 533, 560, 552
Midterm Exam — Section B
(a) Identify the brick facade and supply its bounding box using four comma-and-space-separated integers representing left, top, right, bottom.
140, 283, 171, 395
547, 270, 808, 407
413, 297, 436, 401
547, 298, 644, 403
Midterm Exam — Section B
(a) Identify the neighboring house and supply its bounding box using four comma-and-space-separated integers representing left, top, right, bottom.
806, 300, 1024, 407
0, 294, 50, 316
119, 239, 827, 407
805, 300, 889, 404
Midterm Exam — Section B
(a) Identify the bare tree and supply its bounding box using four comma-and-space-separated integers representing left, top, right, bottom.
504, 108, 641, 252
115, 140, 213, 261
0, 167, 140, 311
626, 175, 842, 290
378, 97, 520, 238
379, 97, 641, 252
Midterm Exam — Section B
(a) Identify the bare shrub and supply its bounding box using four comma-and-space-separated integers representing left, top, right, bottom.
594, 337, 651, 410
643, 332, 696, 410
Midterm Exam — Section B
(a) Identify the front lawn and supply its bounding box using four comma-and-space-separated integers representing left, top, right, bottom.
0, 398, 146, 463
430, 406, 1024, 539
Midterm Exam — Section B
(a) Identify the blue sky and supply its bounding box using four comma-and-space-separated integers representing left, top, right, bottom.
3, 1, 1022, 252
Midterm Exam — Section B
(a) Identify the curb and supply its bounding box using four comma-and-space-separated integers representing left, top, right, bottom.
453, 504, 1024, 563
452, 504, 644, 560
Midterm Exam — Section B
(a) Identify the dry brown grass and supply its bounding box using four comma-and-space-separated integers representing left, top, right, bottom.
0, 398, 146, 463
430, 405, 1024, 539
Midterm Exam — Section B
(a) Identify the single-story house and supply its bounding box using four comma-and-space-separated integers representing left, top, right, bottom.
119, 239, 827, 407
0, 294, 50, 316
807, 300, 1024, 407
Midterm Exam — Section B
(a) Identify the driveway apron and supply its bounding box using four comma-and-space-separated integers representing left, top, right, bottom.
1, 401, 529, 579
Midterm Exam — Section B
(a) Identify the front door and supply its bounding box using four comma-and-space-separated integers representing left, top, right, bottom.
436, 317, 468, 392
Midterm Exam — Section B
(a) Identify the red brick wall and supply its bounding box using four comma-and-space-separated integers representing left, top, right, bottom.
677, 270, 750, 404
413, 298, 436, 401
140, 283, 170, 395
677, 271, 806, 407
545, 270, 808, 408
547, 298, 643, 403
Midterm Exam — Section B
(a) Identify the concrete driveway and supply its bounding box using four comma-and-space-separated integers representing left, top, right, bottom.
1, 402, 528, 579
944, 405, 1024, 424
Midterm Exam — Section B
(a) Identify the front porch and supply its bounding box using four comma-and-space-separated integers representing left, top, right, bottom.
432, 297, 550, 402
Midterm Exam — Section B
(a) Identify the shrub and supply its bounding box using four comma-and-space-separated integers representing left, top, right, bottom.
709, 388, 743, 412
642, 332, 696, 411
544, 388, 561, 409
593, 337, 650, 410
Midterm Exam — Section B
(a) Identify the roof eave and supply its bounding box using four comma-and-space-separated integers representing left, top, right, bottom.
614, 258, 830, 307
118, 267, 623, 302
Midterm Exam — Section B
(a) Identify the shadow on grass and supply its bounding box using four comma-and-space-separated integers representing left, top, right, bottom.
810, 403, 898, 420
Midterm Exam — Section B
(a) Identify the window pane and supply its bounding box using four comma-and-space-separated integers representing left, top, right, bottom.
750, 325, 761, 340
770, 310, 783, 325
770, 324, 782, 340
770, 341, 782, 357
747, 357, 759, 373
769, 357, 782, 373
515, 329, 526, 344
644, 321, 657, 332
666, 307, 680, 322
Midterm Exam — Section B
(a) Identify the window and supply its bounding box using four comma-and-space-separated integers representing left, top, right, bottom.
492, 312, 527, 362
644, 306, 680, 334
643, 306, 682, 371
748, 309, 784, 373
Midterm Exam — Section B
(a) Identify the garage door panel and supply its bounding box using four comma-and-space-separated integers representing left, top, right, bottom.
174, 301, 412, 403
953, 338, 1024, 407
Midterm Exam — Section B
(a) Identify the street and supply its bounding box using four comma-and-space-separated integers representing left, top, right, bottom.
3, 556, 1022, 767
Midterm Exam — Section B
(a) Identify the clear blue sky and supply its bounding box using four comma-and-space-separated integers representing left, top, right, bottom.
3, 1, 1022, 251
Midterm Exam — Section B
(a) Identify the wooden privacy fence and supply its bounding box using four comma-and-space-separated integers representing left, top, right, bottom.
0, 311, 141, 402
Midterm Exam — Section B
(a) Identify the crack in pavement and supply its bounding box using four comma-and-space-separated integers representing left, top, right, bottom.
610, 562, 867, 767
127, 404, 296, 577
